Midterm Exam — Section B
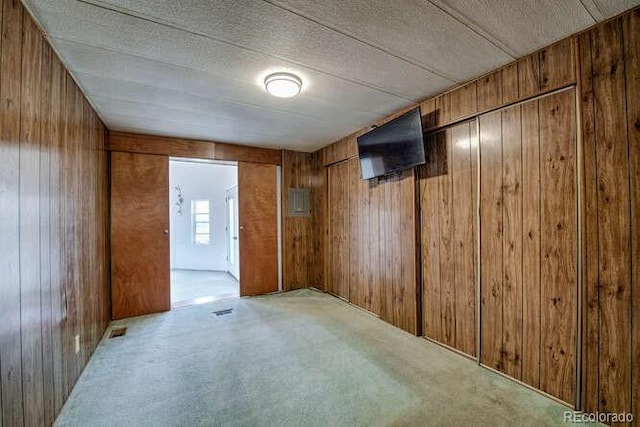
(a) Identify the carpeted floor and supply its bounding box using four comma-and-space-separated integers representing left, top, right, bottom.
55, 289, 583, 426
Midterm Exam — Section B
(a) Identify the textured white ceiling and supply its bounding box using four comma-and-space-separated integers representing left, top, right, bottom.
23, 0, 639, 151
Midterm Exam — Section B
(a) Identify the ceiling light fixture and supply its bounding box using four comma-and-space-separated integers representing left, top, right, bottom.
264, 72, 302, 98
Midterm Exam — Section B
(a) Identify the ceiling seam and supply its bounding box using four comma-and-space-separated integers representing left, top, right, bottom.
104, 114, 330, 151
88, 91, 359, 133
72, 0, 422, 102
47, 36, 401, 119
577, 0, 602, 22
424, 0, 518, 58
102, 110, 308, 146
261, 0, 459, 82
69, 69, 376, 127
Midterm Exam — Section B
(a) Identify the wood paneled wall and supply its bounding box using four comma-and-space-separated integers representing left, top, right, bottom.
301, 5, 639, 419
479, 89, 578, 405
419, 120, 478, 357
282, 150, 311, 290
319, 36, 576, 168
578, 9, 639, 420
314, 27, 579, 347
325, 158, 420, 334
0, 1, 110, 425
281, 149, 326, 291
420, 37, 575, 131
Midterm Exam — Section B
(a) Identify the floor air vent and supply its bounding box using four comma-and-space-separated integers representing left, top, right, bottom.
213, 308, 233, 316
109, 327, 127, 338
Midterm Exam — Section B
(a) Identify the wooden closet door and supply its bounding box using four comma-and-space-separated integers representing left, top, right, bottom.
111, 152, 170, 319
238, 162, 279, 296
419, 120, 478, 357
327, 161, 350, 300
479, 89, 577, 405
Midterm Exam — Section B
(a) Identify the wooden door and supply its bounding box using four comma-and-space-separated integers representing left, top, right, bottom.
419, 119, 478, 357
111, 152, 170, 319
238, 162, 278, 296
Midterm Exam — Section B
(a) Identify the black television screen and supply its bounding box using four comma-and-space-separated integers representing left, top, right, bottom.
356, 107, 425, 180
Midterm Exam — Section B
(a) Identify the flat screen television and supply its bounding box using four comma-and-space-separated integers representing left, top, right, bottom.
356, 107, 425, 180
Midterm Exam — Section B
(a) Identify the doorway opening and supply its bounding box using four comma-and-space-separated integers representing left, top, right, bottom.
169, 158, 239, 308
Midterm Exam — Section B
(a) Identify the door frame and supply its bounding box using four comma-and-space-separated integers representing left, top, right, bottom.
225, 185, 240, 280
109, 138, 284, 320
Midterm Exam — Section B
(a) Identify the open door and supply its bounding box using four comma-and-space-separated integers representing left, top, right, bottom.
238, 162, 279, 296
111, 152, 170, 319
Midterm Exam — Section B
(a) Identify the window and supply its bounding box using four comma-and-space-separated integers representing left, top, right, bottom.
192, 200, 210, 245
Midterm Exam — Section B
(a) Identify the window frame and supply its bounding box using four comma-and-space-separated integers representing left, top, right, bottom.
191, 199, 211, 245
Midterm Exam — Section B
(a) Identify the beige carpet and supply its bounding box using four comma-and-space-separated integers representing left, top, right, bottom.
55, 289, 585, 426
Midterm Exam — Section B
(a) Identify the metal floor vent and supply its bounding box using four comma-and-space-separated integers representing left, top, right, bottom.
213, 308, 234, 316
109, 327, 127, 338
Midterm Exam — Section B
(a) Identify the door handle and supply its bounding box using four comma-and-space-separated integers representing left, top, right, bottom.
164, 229, 169, 235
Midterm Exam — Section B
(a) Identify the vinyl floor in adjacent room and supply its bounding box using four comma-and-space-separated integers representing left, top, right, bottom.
55, 289, 583, 426
171, 269, 239, 308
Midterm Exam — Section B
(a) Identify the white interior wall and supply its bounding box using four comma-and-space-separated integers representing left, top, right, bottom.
169, 160, 237, 271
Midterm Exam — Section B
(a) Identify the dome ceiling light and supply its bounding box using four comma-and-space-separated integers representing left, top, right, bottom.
264, 72, 302, 98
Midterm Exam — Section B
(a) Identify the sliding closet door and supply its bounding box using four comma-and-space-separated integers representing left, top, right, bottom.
327, 157, 420, 334
419, 119, 478, 357
327, 160, 350, 300
111, 152, 170, 319
479, 88, 577, 405
238, 162, 278, 296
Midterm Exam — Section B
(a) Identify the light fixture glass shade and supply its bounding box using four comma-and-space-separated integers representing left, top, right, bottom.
264, 72, 302, 98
